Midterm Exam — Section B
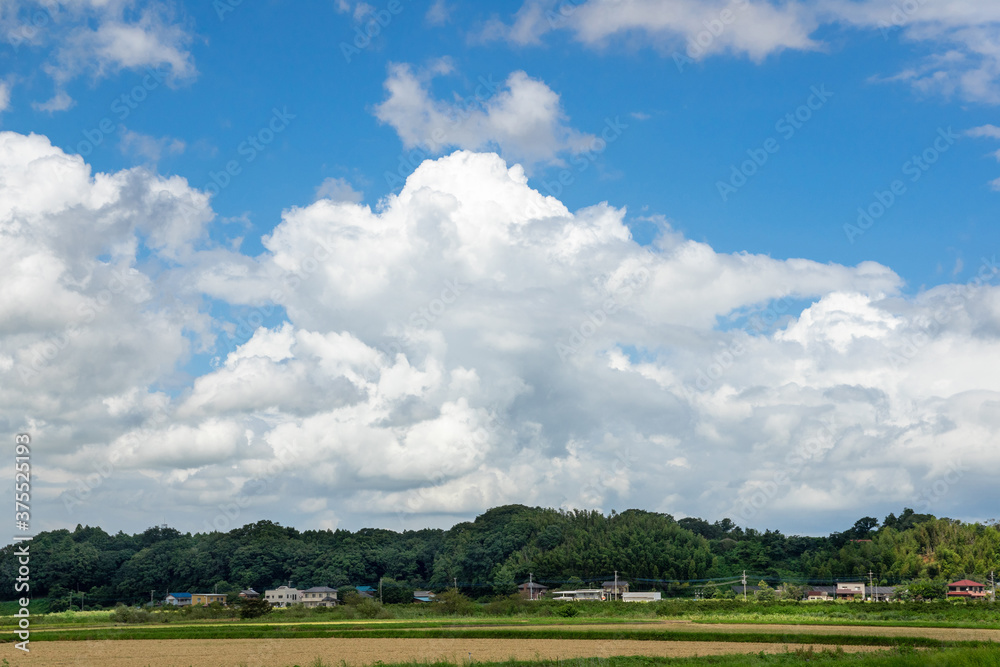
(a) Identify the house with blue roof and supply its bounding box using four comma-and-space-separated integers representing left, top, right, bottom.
165, 592, 192, 606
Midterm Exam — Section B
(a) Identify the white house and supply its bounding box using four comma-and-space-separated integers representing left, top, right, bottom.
622, 592, 661, 603
301, 586, 338, 608
836, 583, 865, 600
165, 592, 191, 606
264, 585, 301, 607
550, 589, 605, 601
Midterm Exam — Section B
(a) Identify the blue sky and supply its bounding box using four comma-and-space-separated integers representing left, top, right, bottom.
7, 1, 997, 283
2, 0, 1000, 537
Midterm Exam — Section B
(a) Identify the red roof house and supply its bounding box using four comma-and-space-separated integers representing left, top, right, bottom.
947, 580, 986, 598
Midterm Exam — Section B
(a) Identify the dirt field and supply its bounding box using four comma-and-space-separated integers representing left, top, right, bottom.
3, 637, 888, 667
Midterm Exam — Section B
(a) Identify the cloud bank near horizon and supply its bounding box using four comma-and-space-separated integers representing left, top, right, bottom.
3, 130, 1000, 537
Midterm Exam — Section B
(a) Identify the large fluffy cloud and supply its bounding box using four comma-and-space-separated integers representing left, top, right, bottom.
4, 132, 1000, 536
0, 130, 214, 511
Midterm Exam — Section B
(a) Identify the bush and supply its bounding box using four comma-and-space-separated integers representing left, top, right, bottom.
111, 604, 152, 624
437, 590, 474, 616
238, 597, 272, 619
555, 603, 579, 617
355, 599, 392, 619
335, 605, 358, 620
380, 578, 415, 604
483, 594, 527, 616
47, 598, 71, 613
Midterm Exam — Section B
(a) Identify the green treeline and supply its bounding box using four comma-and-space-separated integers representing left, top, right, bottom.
2, 505, 998, 608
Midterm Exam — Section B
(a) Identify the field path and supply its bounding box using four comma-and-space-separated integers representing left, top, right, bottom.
3, 637, 888, 667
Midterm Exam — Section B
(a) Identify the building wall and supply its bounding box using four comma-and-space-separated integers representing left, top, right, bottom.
191, 594, 227, 606
264, 587, 301, 607
302, 591, 338, 607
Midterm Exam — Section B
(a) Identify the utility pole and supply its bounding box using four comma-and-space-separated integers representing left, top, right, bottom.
529, 572, 533, 601
742, 571, 747, 602
990, 571, 996, 603
614, 570, 619, 602
868, 571, 874, 602
379, 577, 383, 604
150, 590, 154, 606
454, 577, 458, 592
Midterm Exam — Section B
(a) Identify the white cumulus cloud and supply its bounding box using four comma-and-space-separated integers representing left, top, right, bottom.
4, 134, 1000, 535
374, 63, 597, 167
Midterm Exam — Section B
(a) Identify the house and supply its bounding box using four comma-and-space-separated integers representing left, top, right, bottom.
191, 593, 227, 606
413, 590, 436, 603
836, 583, 865, 600
355, 585, 376, 599
518, 581, 548, 600
622, 591, 661, 603
803, 586, 836, 600
301, 586, 338, 608
602, 581, 629, 600
869, 586, 897, 602
550, 589, 604, 601
264, 586, 301, 607
730, 585, 762, 596
165, 592, 192, 606
948, 580, 987, 599
238, 589, 260, 599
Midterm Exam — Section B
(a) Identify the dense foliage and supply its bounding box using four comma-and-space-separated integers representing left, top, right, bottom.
1, 505, 997, 607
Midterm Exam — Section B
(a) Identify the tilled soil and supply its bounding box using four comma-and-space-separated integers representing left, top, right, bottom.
3, 637, 888, 667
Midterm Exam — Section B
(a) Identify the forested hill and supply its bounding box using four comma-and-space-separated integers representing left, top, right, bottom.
2, 505, 998, 607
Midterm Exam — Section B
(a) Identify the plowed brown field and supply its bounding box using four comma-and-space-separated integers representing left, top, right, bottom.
3, 637, 888, 667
